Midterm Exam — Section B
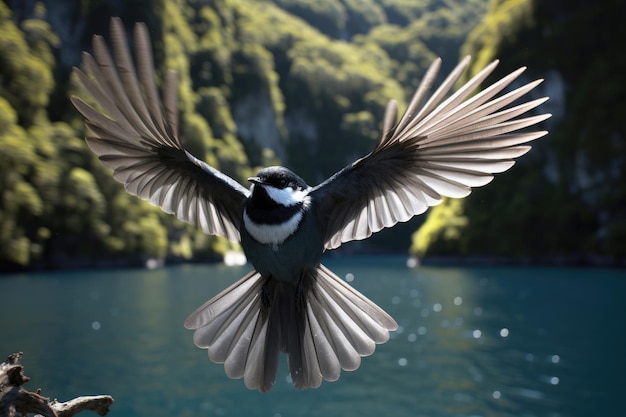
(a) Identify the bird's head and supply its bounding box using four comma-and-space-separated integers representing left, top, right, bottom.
248, 166, 309, 207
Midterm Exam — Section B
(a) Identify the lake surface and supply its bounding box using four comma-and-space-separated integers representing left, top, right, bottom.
1, 256, 624, 417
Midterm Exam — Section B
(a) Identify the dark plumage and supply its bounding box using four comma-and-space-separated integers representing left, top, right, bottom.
72, 18, 551, 392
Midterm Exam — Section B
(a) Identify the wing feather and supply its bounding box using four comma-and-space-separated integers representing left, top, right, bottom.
72, 18, 248, 241
311, 56, 551, 250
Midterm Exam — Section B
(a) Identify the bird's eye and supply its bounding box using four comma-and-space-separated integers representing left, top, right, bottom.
279, 178, 288, 188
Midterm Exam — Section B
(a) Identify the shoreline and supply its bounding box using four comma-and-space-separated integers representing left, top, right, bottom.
2, 252, 624, 274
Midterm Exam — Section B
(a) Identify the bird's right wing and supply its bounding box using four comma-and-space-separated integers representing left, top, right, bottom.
310, 56, 551, 250
71, 18, 249, 242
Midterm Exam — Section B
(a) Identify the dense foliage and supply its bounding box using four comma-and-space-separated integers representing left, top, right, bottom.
1, 0, 622, 269
411, 0, 626, 265
0, 0, 486, 269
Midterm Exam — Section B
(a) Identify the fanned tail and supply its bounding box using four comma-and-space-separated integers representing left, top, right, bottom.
184, 265, 397, 392
183, 270, 277, 391
291, 264, 398, 389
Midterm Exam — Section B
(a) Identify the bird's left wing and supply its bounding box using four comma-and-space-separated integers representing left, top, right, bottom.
71, 18, 249, 242
310, 56, 551, 250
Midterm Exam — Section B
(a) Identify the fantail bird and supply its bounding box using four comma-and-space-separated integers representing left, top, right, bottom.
71, 18, 550, 392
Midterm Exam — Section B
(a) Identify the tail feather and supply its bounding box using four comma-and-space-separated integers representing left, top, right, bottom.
296, 317, 323, 388
315, 275, 391, 345
184, 264, 397, 392
185, 270, 265, 360
312, 277, 378, 355
316, 265, 398, 338
242, 308, 275, 391
304, 300, 343, 381
223, 306, 262, 379
207, 293, 261, 364
184, 270, 278, 391
184, 270, 264, 332
301, 265, 398, 380
307, 289, 361, 371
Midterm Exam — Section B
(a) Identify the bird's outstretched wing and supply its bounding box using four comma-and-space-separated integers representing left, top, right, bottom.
310, 56, 551, 250
71, 18, 248, 242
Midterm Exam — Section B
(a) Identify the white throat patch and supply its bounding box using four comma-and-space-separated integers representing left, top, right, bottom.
263, 185, 309, 206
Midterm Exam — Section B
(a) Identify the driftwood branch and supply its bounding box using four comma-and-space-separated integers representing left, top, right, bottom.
0, 352, 113, 417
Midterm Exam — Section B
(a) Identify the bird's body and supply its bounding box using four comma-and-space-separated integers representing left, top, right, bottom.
241, 168, 322, 282
242, 200, 322, 282
72, 18, 551, 392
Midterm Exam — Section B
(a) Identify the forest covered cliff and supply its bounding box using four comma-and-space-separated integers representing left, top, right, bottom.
0, 0, 623, 270
412, 0, 626, 265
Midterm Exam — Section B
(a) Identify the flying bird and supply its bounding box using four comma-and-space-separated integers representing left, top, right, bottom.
71, 18, 551, 392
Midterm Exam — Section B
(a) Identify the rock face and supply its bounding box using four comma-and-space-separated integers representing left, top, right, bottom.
412, 0, 626, 264
4, 0, 624, 268
234, 90, 286, 161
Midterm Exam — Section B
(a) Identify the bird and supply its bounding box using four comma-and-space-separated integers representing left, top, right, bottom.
71, 18, 551, 392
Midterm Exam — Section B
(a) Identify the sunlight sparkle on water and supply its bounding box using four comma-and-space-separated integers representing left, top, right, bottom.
2, 255, 622, 417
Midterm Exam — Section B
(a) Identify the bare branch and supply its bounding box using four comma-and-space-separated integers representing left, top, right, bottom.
0, 353, 113, 417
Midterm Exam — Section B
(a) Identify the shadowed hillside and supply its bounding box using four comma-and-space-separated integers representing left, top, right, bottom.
411, 0, 626, 266
2, 0, 622, 269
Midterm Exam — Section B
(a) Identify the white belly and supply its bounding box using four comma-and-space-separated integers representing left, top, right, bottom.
243, 209, 303, 245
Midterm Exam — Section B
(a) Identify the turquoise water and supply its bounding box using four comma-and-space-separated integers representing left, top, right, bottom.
1, 256, 624, 417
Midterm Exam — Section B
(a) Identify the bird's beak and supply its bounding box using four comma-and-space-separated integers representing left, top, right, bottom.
248, 176, 262, 185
